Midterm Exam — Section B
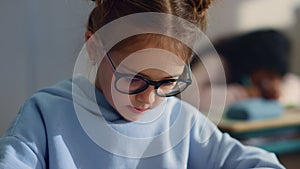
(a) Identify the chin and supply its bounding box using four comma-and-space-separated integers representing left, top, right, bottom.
123, 114, 143, 122
118, 107, 143, 122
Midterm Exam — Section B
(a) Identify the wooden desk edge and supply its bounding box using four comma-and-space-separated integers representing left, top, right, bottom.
216, 111, 300, 132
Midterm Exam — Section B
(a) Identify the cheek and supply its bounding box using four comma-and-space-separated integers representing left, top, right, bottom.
111, 90, 131, 106
95, 63, 117, 106
96, 61, 113, 89
152, 97, 165, 107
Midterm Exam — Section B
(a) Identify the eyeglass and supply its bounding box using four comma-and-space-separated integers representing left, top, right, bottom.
105, 52, 192, 97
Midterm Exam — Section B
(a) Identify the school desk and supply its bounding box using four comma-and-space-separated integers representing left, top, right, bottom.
214, 109, 300, 154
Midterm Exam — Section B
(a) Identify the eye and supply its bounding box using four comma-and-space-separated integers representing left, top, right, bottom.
163, 81, 176, 86
124, 76, 140, 83
160, 80, 177, 88
122, 76, 146, 89
116, 75, 147, 93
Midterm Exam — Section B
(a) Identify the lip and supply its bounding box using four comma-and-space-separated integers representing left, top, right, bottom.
127, 106, 149, 114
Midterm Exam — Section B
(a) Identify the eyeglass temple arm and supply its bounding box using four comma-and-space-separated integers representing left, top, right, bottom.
105, 52, 117, 71
185, 63, 192, 82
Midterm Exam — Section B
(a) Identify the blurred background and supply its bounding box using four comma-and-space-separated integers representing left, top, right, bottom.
1, 0, 299, 168
0, 0, 93, 134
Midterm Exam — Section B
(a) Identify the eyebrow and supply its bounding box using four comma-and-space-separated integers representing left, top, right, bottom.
117, 64, 182, 80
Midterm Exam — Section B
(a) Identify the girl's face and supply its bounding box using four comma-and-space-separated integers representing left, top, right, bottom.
95, 42, 187, 121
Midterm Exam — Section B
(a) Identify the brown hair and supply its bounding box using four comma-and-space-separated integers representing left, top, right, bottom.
87, 0, 214, 61
88, 0, 213, 32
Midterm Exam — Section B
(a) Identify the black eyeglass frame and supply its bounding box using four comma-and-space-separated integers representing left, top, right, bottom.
105, 52, 192, 97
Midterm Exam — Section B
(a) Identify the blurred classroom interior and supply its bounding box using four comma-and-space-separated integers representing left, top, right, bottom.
1, 0, 300, 168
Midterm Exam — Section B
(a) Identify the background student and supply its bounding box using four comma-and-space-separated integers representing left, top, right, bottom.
191, 29, 300, 113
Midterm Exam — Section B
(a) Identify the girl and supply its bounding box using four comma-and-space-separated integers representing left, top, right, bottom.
0, 0, 285, 168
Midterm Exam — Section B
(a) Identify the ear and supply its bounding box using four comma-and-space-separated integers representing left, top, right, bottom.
85, 31, 93, 42
85, 31, 103, 65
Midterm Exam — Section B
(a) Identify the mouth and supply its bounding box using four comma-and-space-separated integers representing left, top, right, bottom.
127, 106, 149, 114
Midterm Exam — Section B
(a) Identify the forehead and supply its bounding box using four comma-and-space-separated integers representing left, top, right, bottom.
111, 34, 191, 62
112, 48, 185, 79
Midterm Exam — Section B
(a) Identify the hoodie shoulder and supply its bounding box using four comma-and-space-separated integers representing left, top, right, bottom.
34, 78, 73, 101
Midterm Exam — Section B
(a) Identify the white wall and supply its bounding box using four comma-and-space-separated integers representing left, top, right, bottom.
0, 0, 93, 135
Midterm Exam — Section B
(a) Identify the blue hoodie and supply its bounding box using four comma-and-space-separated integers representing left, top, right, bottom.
0, 77, 285, 169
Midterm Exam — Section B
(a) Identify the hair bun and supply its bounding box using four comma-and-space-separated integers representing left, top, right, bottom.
188, 0, 212, 18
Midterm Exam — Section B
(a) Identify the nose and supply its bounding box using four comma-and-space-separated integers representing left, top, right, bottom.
136, 86, 156, 105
